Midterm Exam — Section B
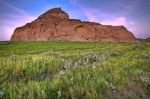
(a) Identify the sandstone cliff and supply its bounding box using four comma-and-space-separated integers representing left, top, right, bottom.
11, 8, 135, 42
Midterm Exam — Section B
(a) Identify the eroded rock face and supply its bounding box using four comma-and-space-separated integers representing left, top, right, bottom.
145, 37, 150, 42
11, 7, 135, 42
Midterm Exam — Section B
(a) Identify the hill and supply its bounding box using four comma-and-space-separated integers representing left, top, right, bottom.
11, 8, 135, 42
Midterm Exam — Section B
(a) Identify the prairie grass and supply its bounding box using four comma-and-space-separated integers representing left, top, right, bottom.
0, 41, 150, 99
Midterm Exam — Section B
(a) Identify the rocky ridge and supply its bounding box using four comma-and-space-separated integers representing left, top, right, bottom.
11, 8, 135, 42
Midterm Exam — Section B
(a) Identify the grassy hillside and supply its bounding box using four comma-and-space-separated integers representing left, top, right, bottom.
0, 41, 150, 99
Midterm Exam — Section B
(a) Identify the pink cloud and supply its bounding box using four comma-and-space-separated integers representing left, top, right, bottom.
83, 8, 139, 38
69, 0, 147, 38
0, 15, 36, 41
84, 9, 127, 26
101, 17, 126, 26
1, 15, 35, 37
0, 1, 36, 41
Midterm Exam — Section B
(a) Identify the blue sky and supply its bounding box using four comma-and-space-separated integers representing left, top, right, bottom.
0, 0, 150, 41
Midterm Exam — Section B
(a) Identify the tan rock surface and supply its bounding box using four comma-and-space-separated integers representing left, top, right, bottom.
11, 7, 135, 42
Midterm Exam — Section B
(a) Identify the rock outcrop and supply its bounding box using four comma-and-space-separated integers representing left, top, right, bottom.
145, 37, 150, 42
11, 8, 135, 42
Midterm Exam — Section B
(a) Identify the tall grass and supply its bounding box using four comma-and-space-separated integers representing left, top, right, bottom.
0, 41, 150, 99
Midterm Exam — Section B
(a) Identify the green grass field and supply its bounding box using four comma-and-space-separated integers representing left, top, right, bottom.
0, 41, 150, 99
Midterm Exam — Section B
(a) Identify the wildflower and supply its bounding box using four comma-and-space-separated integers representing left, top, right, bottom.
74, 62, 79, 68
61, 58, 65, 62
109, 83, 116, 94
59, 70, 65, 76
0, 91, 4, 98
92, 76, 96, 80
64, 61, 72, 69
92, 65, 96, 69
10, 54, 18, 61
83, 61, 87, 65
140, 76, 150, 84
57, 90, 61, 98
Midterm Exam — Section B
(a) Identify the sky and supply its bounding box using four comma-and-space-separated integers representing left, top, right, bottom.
0, 0, 150, 41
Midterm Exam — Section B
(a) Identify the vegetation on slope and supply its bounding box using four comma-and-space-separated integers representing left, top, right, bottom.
0, 41, 150, 99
